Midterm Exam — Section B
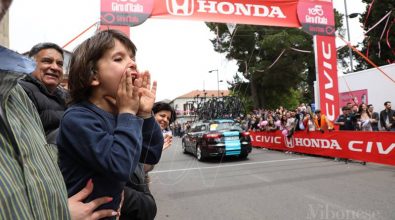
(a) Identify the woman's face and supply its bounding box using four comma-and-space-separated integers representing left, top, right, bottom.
95, 39, 137, 97
155, 110, 172, 130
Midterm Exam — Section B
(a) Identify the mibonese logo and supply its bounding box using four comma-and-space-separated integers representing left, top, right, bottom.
166, 0, 194, 16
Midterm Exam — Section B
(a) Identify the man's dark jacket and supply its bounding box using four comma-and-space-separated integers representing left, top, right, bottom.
379, 109, 395, 130
18, 74, 67, 141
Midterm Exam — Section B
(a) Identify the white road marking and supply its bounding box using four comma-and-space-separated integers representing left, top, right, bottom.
250, 173, 273, 182
151, 157, 311, 174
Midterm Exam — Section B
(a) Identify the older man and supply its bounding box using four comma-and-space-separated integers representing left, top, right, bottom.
19, 42, 68, 143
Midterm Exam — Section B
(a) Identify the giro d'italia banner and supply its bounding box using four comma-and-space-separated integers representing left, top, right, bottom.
250, 131, 395, 166
100, 0, 154, 26
297, 0, 335, 36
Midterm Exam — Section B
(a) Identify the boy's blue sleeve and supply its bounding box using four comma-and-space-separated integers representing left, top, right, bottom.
58, 109, 143, 181
139, 116, 164, 165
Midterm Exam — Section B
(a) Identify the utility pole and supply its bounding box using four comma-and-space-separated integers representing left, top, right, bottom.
208, 69, 220, 97
344, 0, 353, 72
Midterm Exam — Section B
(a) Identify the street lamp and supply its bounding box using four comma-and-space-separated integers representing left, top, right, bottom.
208, 69, 220, 97
344, 0, 353, 73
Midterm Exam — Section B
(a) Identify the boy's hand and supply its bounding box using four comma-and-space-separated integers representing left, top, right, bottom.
137, 71, 157, 117
117, 70, 141, 115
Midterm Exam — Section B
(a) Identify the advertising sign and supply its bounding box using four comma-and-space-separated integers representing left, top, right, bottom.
314, 35, 340, 122
251, 131, 395, 166
101, 0, 154, 27
297, 0, 335, 36
339, 89, 368, 107
151, 0, 301, 28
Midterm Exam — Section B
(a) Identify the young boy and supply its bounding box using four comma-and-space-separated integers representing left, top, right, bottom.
57, 30, 163, 217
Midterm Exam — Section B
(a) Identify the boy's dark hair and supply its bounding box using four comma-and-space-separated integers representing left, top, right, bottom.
152, 102, 176, 123
29, 42, 64, 58
68, 29, 137, 105
314, 109, 321, 114
384, 101, 391, 106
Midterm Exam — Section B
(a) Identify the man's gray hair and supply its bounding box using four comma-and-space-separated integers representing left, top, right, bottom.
29, 42, 64, 59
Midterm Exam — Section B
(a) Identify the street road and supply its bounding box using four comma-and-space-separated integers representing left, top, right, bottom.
149, 137, 395, 220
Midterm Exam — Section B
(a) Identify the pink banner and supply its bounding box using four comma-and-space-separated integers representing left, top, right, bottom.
101, 0, 154, 26
297, 0, 335, 36
251, 131, 395, 166
339, 89, 368, 107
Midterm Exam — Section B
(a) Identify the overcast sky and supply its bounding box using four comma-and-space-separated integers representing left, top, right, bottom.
9, 0, 366, 101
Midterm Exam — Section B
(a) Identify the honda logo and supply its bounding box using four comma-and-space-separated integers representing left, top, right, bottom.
166, 0, 194, 16
284, 136, 295, 148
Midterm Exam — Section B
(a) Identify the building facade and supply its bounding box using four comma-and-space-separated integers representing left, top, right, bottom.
170, 89, 230, 124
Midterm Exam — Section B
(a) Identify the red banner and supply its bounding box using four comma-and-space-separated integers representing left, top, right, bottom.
151, 0, 301, 28
251, 131, 395, 166
314, 35, 339, 122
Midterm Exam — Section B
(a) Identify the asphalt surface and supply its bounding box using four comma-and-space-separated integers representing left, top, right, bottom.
149, 137, 395, 220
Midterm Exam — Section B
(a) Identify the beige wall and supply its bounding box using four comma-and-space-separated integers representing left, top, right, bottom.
0, 12, 9, 47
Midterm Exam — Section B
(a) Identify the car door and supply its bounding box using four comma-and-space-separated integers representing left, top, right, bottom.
191, 123, 207, 155
184, 122, 199, 152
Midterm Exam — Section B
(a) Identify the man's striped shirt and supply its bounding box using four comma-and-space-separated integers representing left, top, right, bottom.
0, 70, 70, 219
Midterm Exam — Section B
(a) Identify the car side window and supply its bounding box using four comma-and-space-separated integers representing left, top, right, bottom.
190, 124, 197, 132
192, 124, 201, 132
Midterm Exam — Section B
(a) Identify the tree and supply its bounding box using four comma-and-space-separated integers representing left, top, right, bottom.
356, 0, 395, 69
206, 10, 343, 110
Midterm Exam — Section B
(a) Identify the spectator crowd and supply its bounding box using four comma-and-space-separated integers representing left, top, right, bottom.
232, 102, 395, 136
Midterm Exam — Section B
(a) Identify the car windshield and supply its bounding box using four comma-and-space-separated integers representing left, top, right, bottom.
209, 122, 242, 131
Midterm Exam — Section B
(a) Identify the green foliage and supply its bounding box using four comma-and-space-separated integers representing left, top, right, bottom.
207, 23, 315, 109
357, 0, 395, 68
206, 9, 344, 110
